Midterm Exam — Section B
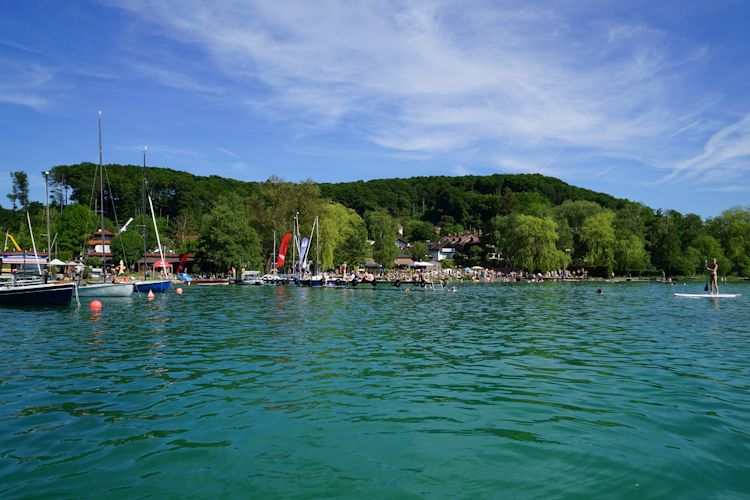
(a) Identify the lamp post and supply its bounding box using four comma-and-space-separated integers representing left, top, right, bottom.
43, 171, 51, 256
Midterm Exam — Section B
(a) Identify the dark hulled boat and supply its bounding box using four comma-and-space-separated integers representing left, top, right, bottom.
0, 282, 76, 306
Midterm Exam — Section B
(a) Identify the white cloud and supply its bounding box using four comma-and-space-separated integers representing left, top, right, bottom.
666, 113, 750, 183
0, 59, 53, 111
111, 0, 720, 173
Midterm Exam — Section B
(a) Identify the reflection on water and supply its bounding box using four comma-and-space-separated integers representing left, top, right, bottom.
1, 282, 749, 497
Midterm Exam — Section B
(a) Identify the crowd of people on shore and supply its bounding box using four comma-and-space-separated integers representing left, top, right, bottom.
310, 266, 591, 285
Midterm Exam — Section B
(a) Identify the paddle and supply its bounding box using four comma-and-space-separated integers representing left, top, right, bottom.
704, 260, 709, 292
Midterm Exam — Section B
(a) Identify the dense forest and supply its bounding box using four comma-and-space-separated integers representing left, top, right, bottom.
2, 163, 749, 277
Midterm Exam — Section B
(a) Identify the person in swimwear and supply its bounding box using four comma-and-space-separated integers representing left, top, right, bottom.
705, 258, 718, 295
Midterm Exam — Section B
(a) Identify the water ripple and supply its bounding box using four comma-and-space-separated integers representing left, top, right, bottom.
1, 282, 749, 497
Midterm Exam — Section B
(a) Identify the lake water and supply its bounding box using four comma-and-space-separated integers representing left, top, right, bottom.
1, 282, 749, 498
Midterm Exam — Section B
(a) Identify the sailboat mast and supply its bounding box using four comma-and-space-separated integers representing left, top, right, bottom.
315, 215, 320, 275
98, 111, 106, 280
142, 147, 148, 274
273, 229, 277, 273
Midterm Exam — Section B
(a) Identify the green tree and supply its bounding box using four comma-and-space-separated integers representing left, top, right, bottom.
705, 207, 750, 275
409, 241, 429, 262
198, 194, 262, 271
614, 235, 649, 273
403, 220, 435, 242
111, 230, 144, 267
319, 202, 369, 270
7, 171, 30, 211
554, 200, 604, 264
54, 203, 98, 259
335, 219, 369, 268
580, 211, 616, 273
648, 210, 682, 274
365, 209, 399, 268
492, 214, 569, 272
692, 235, 731, 276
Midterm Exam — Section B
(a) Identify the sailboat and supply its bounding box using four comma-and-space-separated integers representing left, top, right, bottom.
133, 147, 171, 293
0, 211, 76, 306
78, 112, 134, 298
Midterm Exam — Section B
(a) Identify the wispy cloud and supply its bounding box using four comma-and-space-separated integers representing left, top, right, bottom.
665, 113, 750, 183
219, 148, 237, 158
112, 1, 711, 156
0, 59, 53, 111
103, 0, 750, 204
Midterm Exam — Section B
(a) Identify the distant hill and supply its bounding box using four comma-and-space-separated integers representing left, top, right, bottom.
51, 163, 636, 229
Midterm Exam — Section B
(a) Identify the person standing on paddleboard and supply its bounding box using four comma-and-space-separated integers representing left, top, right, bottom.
706, 258, 719, 295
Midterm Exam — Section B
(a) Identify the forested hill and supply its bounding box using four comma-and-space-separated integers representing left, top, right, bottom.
319, 174, 628, 229
52, 162, 259, 221
4, 162, 746, 277
50, 163, 632, 228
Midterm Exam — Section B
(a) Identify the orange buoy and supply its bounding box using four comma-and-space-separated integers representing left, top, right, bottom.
89, 300, 103, 311
176, 288, 183, 294
147, 290, 155, 300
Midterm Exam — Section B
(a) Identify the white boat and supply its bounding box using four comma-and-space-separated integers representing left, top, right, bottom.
78, 281, 134, 297
239, 270, 264, 285
77, 112, 135, 298
133, 147, 171, 294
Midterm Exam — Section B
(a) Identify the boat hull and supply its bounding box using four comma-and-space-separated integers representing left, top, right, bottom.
133, 280, 172, 293
0, 282, 75, 306
77, 282, 134, 297
183, 279, 229, 286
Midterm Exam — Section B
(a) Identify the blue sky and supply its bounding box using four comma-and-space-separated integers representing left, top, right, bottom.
1, 0, 749, 218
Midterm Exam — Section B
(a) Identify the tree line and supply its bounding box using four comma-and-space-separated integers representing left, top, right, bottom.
2, 165, 749, 277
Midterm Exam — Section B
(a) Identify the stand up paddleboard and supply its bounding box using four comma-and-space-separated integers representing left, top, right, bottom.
674, 293, 740, 298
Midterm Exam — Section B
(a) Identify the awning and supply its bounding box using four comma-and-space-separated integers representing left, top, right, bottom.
413, 261, 435, 267
153, 260, 173, 268
49, 258, 68, 266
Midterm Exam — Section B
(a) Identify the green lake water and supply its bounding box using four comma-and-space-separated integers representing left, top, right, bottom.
1, 282, 749, 498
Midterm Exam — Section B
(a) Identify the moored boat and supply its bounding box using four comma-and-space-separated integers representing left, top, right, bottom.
78, 281, 134, 297
133, 279, 172, 293
0, 281, 75, 306
238, 271, 264, 285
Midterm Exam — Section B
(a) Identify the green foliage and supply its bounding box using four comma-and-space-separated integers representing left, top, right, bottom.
403, 220, 435, 242
7, 171, 30, 211
492, 214, 570, 272
198, 193, 262, 271
0, 163, 738, 277
648, 210, 683, 274
440, 258, 455, 269
111, 230, 144, 266
319, 202, 369, 270
365, 209, 399, 268
409, 241, 429, 262
54, 204, 98, 259
580, 211, 616, 272
614, 235, 649, 273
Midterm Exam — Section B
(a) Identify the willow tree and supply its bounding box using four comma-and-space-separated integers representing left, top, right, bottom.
580, 211, 616, 273
493, 214, 569, 272
319, 202, 369, 270
365, 209, 399, 268
198, 193, 262, 271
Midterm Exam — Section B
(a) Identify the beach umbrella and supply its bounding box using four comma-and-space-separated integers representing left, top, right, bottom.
463, 267, 472, 272
471, 265, 484, 270
48, 258, 67, 266
153, 259, 173, 269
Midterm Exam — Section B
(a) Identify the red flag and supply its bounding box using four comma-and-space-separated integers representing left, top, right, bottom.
276, 233, 293, 269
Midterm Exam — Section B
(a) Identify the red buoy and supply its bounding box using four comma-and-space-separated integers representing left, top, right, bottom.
89, 300, 103, 311
147, 290, 155, 300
